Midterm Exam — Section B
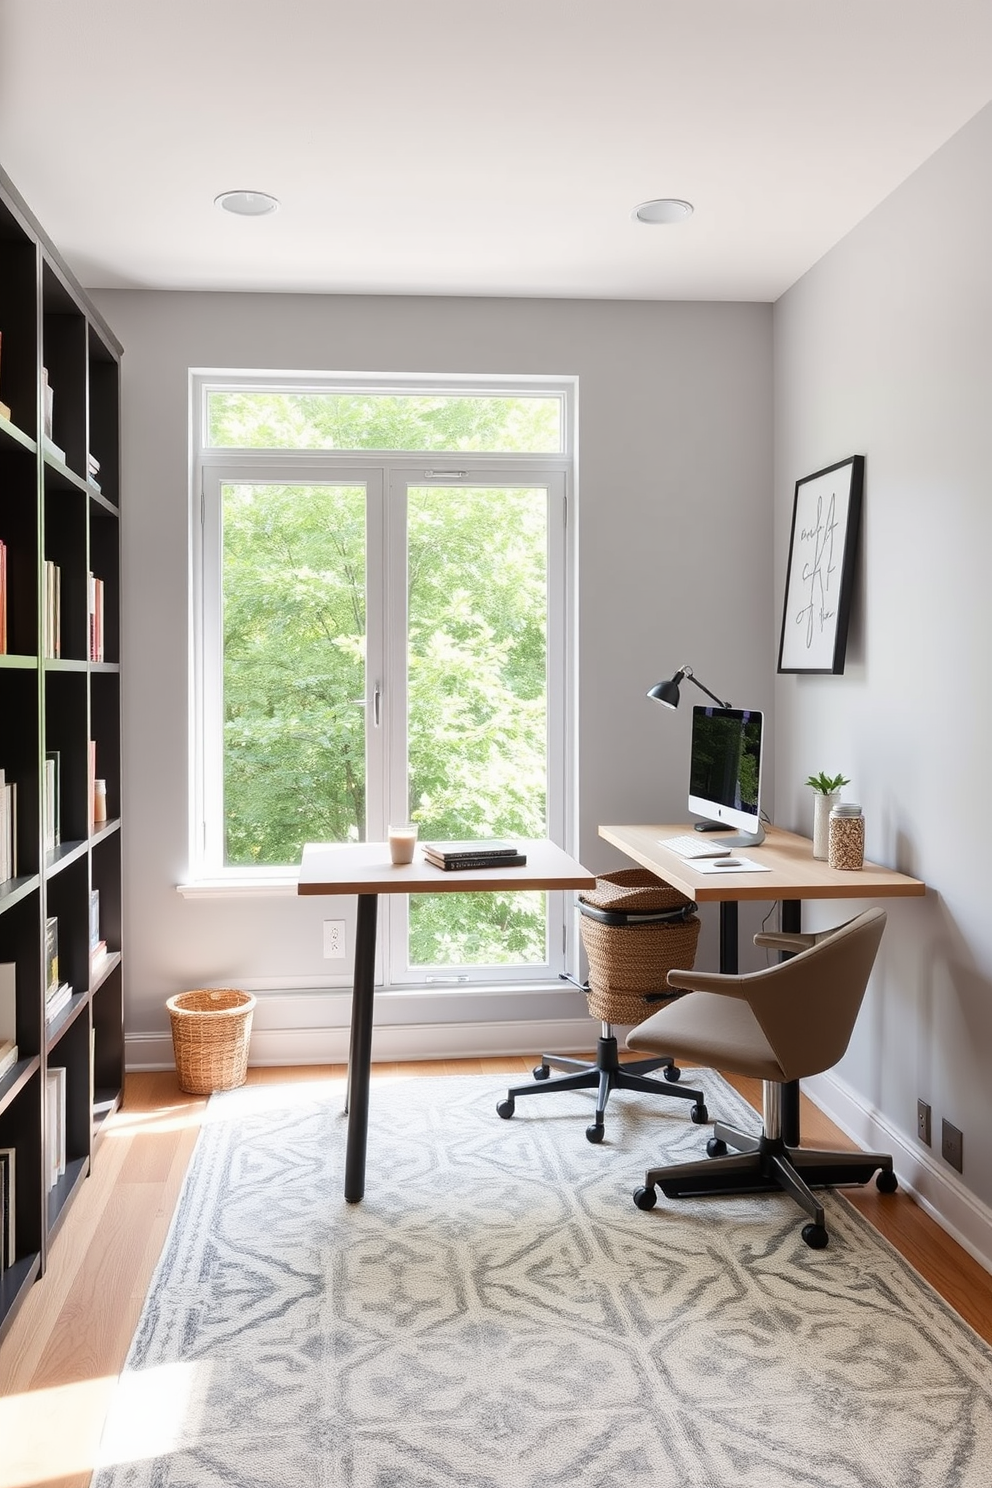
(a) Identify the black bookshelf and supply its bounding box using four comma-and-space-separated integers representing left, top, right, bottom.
0, 163, 123, 1345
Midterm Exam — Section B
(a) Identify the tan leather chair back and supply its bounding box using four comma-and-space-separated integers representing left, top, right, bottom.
743, 908, 887, 1082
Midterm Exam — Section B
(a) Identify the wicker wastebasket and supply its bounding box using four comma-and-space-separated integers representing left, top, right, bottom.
167, 988, 256, 1094
578, 867, 700, 1025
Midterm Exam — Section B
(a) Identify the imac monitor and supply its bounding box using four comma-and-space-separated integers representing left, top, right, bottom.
687, 706, 765, 848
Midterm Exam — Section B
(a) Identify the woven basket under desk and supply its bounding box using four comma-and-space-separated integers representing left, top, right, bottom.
167, 988, 256, 1094
579, 867, 700, 1025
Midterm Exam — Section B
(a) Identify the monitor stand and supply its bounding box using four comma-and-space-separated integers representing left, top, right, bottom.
714, 823, 765, 850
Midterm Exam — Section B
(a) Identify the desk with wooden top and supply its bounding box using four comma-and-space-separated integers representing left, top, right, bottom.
299, 839, 596, 1201
598, 823, 926, 1144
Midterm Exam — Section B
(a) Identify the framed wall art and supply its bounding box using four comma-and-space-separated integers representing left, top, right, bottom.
777, 454, 864, 675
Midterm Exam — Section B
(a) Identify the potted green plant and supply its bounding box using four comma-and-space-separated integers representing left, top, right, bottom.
806, 772, 850, 860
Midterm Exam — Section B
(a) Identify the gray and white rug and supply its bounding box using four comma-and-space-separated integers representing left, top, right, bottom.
94, 1072, 992, 1487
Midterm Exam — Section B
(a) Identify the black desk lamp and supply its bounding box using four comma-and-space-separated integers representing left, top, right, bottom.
647, 665, 731, 709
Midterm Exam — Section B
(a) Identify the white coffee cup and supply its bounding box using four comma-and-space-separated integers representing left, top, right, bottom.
388, 824, 418, 865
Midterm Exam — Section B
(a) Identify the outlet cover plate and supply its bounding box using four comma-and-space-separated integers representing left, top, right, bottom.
941, 1118, 963, 1173
917, 1099, 931, 1146
323, 920, 346, 959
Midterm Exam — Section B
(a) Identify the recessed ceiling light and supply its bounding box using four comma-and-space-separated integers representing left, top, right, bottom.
633, 198, 694, 225
214, 190, 280, 217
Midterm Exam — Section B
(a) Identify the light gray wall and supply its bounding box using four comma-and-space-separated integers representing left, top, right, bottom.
89, 289, 774, 1057
773, 102, 992, 1220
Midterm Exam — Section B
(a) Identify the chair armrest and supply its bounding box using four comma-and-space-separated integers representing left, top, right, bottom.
753, 930, 818, 953
666, 967, 752, 999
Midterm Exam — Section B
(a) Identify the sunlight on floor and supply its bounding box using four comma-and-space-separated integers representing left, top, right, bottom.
101, 1106, 205, 1138
95, 1360, 203, 1469
0, 1376, 117, 1487
0, 1362, 203, 1487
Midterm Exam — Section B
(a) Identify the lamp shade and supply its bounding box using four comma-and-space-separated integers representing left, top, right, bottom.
646, 672, 684, 708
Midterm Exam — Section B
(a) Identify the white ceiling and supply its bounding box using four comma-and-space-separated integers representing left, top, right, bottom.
2, 0, 992, 303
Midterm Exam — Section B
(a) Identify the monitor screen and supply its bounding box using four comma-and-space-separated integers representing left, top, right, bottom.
687, 706, 764, 843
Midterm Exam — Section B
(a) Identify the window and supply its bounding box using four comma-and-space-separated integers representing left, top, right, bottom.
192, 375, 576, 987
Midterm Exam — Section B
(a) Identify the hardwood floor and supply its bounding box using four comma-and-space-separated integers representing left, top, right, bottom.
2, 1056, 991, 1488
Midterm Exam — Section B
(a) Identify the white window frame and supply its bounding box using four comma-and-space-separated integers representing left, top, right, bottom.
188, 372, 578, 986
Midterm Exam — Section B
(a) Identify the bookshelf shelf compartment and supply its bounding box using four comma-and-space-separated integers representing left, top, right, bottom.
0, 163, 123, 1345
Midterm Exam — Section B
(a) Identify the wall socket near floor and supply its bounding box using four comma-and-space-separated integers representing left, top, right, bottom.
942, 1118, 964, 1173
917, 1099, 931, 1146
323, 920, 346, 959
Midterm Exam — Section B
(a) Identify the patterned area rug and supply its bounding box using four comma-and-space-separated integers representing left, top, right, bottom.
93, 1072, 992, 1488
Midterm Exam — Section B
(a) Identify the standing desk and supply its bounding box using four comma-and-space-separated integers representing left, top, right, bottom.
598, 824, 926, 1145
298, 839, 596, 1201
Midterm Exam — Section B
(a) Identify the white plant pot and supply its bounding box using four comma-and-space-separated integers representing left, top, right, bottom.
812, 792, 839, 860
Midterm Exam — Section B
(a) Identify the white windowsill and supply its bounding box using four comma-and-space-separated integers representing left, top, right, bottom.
176, 876, 299, 899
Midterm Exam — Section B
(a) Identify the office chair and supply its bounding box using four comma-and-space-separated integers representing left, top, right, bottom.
497, 869, 709, 1142
626, 907, 896, 1247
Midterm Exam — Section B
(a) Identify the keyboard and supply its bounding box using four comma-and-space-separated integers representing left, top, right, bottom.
658, 833, 733, 860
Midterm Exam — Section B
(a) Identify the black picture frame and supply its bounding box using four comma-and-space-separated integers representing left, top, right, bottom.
777, 454, 864, 675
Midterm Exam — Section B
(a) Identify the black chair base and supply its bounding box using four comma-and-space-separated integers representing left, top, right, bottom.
496, 1034, 707, 1143
633, 1118, 898, 1247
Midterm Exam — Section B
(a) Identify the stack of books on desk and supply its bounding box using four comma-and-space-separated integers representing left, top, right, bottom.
422, 840, 527, 871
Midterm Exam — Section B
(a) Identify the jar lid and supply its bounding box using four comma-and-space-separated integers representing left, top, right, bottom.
831, 801, 862, 815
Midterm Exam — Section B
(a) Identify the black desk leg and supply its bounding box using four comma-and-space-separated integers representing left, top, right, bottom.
344, 892, 378, 1203
719, 901, 738, 975
781, 899, 802, 1147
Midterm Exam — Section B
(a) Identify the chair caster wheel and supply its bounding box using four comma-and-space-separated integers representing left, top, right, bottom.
496, 1099, 515, 1119
876, 1169, 898, 1193
663, 1065, 682, 1082
689, 1103, 708, 1124
633, 1185, 657, 1210
706, 1137, 728, 1157
586, 1122, 605, 1144
532, 1064, 550, 1081
802, 1223, 829, 1249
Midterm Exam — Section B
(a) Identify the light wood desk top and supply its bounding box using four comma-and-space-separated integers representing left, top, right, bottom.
299, 838, 596, 896
598, 824, 926, 904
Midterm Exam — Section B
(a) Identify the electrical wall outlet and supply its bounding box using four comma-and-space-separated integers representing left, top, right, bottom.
942, 1118, 964, 1173
323, 920, 346, 959
917, 1099, 931, 1146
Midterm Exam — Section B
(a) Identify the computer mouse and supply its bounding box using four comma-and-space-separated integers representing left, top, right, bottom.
719, 859, 743, 869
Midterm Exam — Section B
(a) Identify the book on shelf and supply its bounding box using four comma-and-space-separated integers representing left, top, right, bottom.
43, 750, 60, 852
422, 839, 522, 862
90, 888, 101, 952
0, 1146, 15, 1269
0, 1038, 18, 1081
0, 961, 15, 1045
88, 572, 105, 661
45, 982, 73, 1024
88, 740, 97, 830
43, 560, 61, 658
42, 366, 54, 439
45, 917, 59, 996
46, 1066, 66, 1190
0, 770, 17, 882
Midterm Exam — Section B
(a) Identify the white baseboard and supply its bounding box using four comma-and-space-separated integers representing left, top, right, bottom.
804, 1069, 992, 1278
126, 1017, 597, 1072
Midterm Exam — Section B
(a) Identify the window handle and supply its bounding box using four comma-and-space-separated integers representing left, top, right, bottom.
350, 684, 381, 726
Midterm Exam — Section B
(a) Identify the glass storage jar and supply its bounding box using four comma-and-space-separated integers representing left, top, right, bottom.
828, 801, 864, 870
